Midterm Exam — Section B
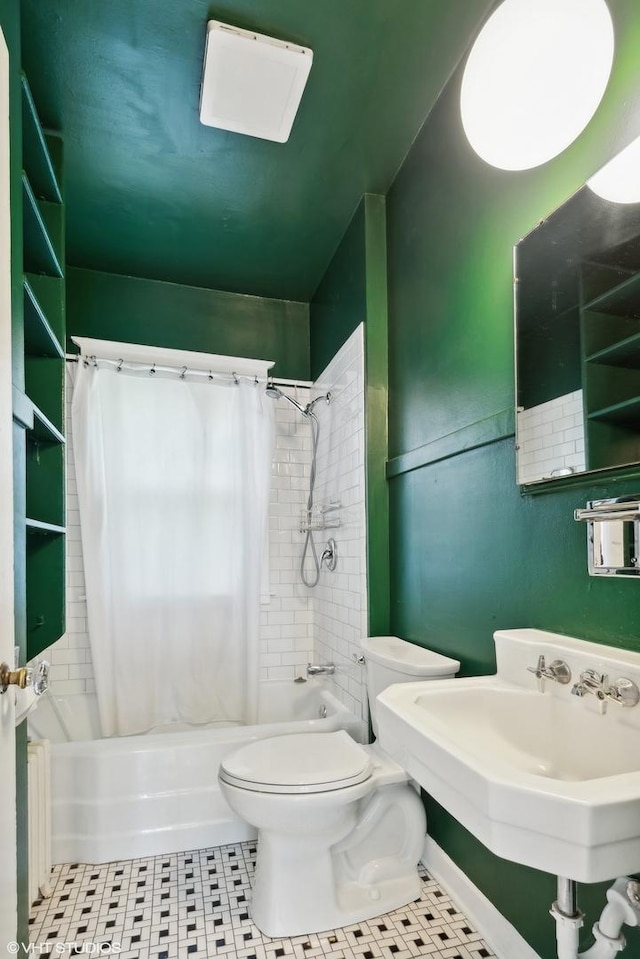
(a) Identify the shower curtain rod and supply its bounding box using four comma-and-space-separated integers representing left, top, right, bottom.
64, 354, 312, 389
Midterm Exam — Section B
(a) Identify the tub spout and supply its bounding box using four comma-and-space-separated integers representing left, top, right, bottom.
306, 663, 335, 676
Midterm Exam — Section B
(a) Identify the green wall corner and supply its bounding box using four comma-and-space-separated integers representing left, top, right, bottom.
310, 195, 390, 637
363, 195, 390, 636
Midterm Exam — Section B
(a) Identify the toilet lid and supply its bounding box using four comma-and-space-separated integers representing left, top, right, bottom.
219, 730, 373, 794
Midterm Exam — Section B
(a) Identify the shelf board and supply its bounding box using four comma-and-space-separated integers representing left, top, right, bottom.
22, 174, 64, 278
23, 278, 64, 358
583, 270, 640, 318
21, 74, 62, 203
29, 403, 65, 445
588, 395, 640, 425
586, 331, 640, 370
25, 518, 66, 536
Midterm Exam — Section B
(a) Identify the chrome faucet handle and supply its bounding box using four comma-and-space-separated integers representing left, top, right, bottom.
572, 669, 609, 713
527, 656, 571, 693
574, 668, 606, 690
527, 655, 547, 692
546, 660, 572, 685
606, 677, 640, 709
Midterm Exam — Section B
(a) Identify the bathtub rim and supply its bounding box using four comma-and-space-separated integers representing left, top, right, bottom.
46, 685, 365, 754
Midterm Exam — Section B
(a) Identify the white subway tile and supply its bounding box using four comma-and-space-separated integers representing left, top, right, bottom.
51, 679, 86, 696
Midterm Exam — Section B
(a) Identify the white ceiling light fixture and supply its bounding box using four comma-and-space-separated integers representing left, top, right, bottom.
199, 20, 313, 143
460, 0, 615, 171
588, 135, 640, 204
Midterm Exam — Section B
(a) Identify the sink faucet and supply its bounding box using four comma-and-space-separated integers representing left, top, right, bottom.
527, 655, 572, 693
571, 669, 640, 714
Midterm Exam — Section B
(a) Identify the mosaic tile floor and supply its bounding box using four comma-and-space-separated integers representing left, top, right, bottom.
29, 842, 496, 959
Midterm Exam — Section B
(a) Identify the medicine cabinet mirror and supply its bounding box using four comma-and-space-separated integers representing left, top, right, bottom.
514, 145, 640, 487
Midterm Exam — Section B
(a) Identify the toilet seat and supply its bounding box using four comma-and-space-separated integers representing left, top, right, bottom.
219, 730, 373, 794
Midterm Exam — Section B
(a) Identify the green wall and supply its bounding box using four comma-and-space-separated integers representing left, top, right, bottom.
386, 2, 640, 957
67, 267, 310, 381
310, 202, 366, 381
311, 195, 390, 637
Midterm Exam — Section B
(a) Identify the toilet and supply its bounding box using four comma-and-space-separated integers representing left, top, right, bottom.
218, 636, 460, 937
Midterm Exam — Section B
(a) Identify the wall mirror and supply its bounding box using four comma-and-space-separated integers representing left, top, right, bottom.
515, 143, 640, 486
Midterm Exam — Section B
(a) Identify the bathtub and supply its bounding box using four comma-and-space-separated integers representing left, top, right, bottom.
28, 680, 362, 865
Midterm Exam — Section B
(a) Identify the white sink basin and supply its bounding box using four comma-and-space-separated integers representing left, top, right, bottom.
376, 628, 640, 883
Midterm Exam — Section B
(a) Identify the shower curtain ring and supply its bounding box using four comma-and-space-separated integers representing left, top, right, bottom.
150, 364, 156, 376
117, 359, 123, 372
232, 372, 239, 385
208, 370, 213, 381
91, 355, 97, 367
180, 366, 187, 380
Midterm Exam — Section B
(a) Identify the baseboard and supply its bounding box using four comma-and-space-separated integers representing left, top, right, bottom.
421, 837, 542, 959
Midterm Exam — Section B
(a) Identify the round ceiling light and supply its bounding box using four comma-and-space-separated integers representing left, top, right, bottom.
460, 0, 615, 171
588, 135, 640, 203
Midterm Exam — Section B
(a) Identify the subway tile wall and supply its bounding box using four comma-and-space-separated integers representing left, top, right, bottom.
516, 389, 586, 485
260, 386, 314, 682
43, 371, 315, 697
311, 326, 369, 742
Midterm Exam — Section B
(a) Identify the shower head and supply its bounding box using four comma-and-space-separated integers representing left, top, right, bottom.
265, 383, 307, 416
266, 382, 331, 417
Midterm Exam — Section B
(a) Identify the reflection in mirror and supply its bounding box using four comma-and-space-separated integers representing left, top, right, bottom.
515, 142, 640, 486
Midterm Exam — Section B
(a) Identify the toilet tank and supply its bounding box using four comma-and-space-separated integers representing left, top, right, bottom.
362, 636, 460, 736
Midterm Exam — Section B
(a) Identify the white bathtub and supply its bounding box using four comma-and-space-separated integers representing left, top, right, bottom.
28, 680, 362, 865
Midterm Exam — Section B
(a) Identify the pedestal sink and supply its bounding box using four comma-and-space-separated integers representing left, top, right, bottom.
376, 629, 640, 883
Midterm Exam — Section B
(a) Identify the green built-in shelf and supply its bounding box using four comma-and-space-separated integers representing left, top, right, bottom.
25, 356, 65, 435
31, 403, 65, 445
26, 437, 64, 529
21, 74, 62, 204
22, 174, 64, 278
588, 395, 640, 425
24, 278, 64, 358
25, 519, 66, 535
22, 73, 67, 662
26, 532, 66, 659
586, 332, 640, 370
583, 271, 640, 318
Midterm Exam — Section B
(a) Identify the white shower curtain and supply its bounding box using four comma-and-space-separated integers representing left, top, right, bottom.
72, 359, 274, 737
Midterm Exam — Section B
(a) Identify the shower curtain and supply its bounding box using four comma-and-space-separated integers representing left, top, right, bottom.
72, 358, 274, 737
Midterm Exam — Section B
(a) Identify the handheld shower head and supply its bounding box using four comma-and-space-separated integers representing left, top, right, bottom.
265, 382, 308, 416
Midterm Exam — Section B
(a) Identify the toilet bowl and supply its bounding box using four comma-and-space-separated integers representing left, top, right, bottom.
218, 637, 460, 937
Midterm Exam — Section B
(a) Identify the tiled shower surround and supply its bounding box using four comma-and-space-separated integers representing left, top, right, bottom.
45, 327, 368, 738
311, 327, 368, 738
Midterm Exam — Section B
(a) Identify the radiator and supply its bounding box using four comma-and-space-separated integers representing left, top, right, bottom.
27, 740, 53, 903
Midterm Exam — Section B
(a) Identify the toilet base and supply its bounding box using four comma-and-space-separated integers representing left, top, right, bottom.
218, 738, 428, 939
249, 781, 426, 938
251, 840, 422, 939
